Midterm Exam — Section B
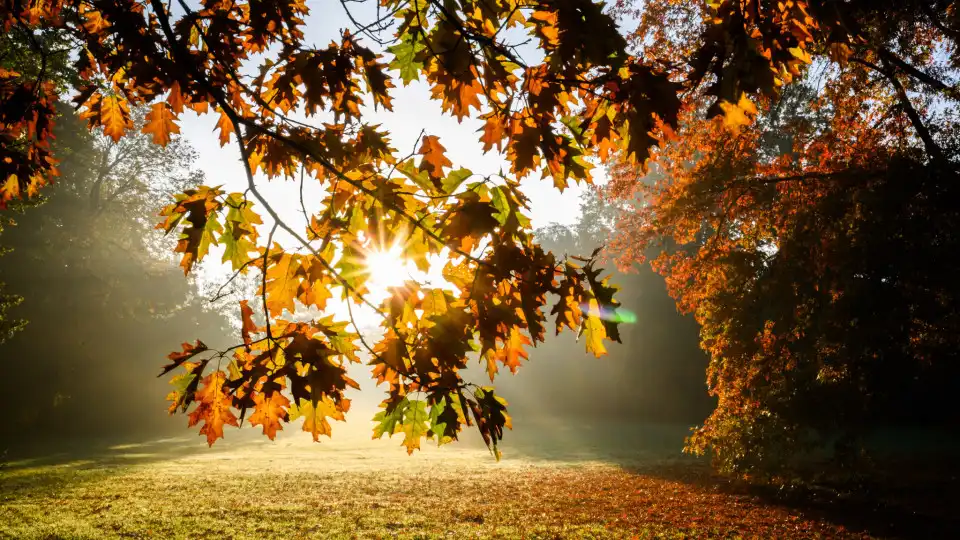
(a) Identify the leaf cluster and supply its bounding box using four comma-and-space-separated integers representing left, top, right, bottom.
606, 0, 960, 475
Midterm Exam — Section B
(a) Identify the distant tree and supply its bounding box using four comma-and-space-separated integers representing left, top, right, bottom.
607, 1, 960, 475
0, 106, 230, 436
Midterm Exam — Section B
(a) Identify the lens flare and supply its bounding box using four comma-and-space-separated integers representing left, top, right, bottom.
580, 303, 637, 324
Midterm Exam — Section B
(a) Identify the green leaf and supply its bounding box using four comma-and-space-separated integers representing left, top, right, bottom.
373, 398, 430, 454
561, 115, 585, 141
490, 186, 510, 226
373, 397, 408, 439
220, 194, 261, 271
400, 399, 429, 454
471, 387, 511, 461
348, 205, 366, 233
337, 240, 369, 297
198, 214, 223, 261
441, 168, 472, 195
387, 35, 425, 85
397, 159, 435, 194
166, 371, 196, 412
428, 395, 462, 446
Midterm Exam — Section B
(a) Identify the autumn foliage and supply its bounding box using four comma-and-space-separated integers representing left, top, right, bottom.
6, 0, 958, 470
607, 0, 960, 473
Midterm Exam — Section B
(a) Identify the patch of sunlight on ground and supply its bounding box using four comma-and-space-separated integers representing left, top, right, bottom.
107, 443, 149, 450
0, 418, 868, 539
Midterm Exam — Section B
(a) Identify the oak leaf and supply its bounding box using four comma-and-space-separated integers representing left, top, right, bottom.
187, 372, 239, 446
248, 391, 290, 440
418, 135, 452, 180
288, 395, 345, 442
100, 95, 132, 143
142, 102, 180, 147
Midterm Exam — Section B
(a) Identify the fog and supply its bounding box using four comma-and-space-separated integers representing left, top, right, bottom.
0, 104, 715, 453
0, 164, 715, 462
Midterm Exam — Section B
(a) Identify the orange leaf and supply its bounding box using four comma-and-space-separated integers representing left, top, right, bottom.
215, 107, 233, 146
167, 80, 185, 114
142, 102, 180, 146
239, 300, 257, 348
187, 371, 238, 446
480, 114, 508, 153
498, 327, 531, 375
418, 135, 452, 179
248, 391, 290, 440
100, 95, 132, 143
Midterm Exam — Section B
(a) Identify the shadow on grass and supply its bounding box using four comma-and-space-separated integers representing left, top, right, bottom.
0, 433, 221, 499
491, 418, 960, 539
618, 449, 960, 540
1, 431, 238, 468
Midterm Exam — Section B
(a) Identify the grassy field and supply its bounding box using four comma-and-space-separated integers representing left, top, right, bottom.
0, 419, 940, 539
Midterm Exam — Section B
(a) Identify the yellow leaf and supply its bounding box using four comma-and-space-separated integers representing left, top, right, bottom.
1, 174, 20, 201
718, 93, 757, 132
582, 299, 608, 357
737, 94, 758, 116
288, 396, 345, 442
263, 251, 302, 317
788, 46, 812, 64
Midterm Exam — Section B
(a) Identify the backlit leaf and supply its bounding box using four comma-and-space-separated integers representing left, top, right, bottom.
142, 102, 180, 147
288, 396, 345, 442
248, 391, 290, 440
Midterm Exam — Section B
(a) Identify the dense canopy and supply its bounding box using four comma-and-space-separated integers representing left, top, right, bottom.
607, 0, 960, 473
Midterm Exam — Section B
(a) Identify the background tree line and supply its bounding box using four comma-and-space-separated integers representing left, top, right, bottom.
0, 31, 231, 439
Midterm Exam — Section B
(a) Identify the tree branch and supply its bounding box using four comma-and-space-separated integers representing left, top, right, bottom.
877, 47, 959, 100
852, 57, 946, 165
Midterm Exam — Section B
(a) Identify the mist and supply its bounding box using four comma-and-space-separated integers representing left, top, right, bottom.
0, 112, 713, 456
0, 106, 234, 446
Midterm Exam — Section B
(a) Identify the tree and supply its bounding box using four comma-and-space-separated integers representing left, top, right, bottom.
2, 0, 687, 455
606, 1, 960, 474
0, 103, 231, 437
0, 20, 77, 344
0, 246, 25, 345
0, 202, 27, 345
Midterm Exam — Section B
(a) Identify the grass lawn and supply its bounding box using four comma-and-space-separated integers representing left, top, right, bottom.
0, 420, 925, 539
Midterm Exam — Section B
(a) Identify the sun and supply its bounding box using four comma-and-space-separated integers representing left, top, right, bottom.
335, 236, 454, 329
364, 243, 413, 292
